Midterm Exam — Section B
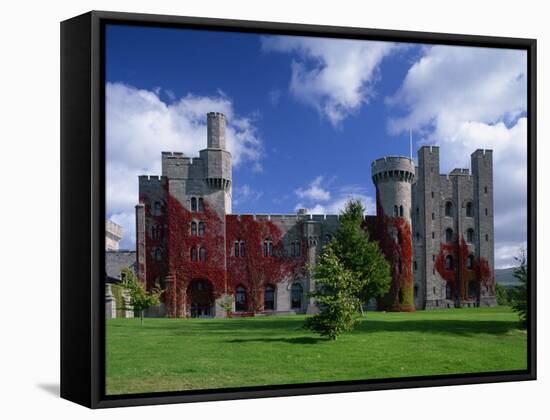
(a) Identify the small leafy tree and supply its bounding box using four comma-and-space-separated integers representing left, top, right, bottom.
219, 289, 235, 318
509, 249, 528, 328
304, 244, 361, 340
332, 199, 391, 314
121, 267, 162, 325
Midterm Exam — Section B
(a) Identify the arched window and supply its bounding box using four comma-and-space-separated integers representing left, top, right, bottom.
191, 197, 197, 211
445, 228, 453, 242
416, 232, 420, 241
445, 255, 454, 270
235, 286, 247, 312
414, 284, 419, 298
154, 201, 161, 216
198, 222, 205, 236
154, 248, 162, 261
198, 197, 204, 212
291, 241, 301, 257
264, 285, 275, 310
240, 241, 246, 257
191, 221, 197, 236
413, 261, 418, 271
190, 247, 197, 261
234, 241, 240, 257
445, 201, 453, 217
394, 205, 399, 217
467, 254, 475, 269
397, 230, 402, 244
446, 283, 452, 300
264, 240, 273, 257
291, 283, 303, 310
324, 234, 332, 244
399, 205, 404, 217
467, 228, 474, 243
466, 202, 474, 217
199, 247, 206, 261
151, 225, 160, 239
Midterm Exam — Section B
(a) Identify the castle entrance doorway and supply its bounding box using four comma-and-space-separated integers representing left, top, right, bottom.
187, 279, 214, 318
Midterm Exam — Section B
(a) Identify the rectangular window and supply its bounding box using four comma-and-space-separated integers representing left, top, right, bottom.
432, 232, 435, 239
485, 208, 488, 216
431, 212, 434, 220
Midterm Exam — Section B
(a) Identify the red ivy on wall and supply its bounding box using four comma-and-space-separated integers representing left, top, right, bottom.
226, 215, 308, 312
163, 194, 227, 317
375, 187, 415, 312
434, 236, 494, 304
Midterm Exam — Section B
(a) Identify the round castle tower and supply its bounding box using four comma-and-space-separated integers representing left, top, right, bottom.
371, 156, 416, 311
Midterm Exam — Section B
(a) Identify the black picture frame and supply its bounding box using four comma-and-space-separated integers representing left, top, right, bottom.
60, 10, 537, 409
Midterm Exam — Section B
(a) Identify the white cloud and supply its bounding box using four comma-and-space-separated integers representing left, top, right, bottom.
106, 82, 263, 249
294, 178, 375, 215
295, 176, 331, 202
386, 45, 528, 268
233, 184, 263, 208
262, 36, 396, 126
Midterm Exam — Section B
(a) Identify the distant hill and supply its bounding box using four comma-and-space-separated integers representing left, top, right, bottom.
495, 267, 519, 287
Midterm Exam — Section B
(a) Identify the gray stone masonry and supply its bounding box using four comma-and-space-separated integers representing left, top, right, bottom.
125, 113, 496, 317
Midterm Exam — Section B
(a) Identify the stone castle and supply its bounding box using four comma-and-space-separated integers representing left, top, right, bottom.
115, 112, 495, 318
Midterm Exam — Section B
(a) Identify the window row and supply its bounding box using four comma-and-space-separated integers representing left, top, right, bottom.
234, 240, 246, 257
393, 205, 405, 218
190, 197, 204, 212
415, 203, 489, 219
190, 221, 205, 236
414, 228, 482, 243
412, 254, 477, 272
190, 247, 207, 262
234, 283, 303, 312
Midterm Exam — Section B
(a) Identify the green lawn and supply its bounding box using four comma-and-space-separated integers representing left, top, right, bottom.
106, 307, 527, 395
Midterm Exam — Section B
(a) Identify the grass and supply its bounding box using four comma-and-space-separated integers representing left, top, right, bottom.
106, 306, 527, 395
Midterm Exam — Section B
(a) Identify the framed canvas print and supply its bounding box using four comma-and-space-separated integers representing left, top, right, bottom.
60, 10, 536, 408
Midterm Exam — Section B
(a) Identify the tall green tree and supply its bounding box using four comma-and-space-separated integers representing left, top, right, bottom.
332, 199, 391, 313
121, 267, 162, 325
509, 249, 528, 328
304, 244, 361, 340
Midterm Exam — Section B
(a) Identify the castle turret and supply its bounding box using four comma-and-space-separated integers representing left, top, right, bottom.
200, 112, 232, 215
372, 156, 416, 311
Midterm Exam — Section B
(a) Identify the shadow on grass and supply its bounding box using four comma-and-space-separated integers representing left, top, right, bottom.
227, 336, 324, 345
110, 316, 521, 339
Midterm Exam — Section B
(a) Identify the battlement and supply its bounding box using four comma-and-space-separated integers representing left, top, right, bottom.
228, 213, 341, 222
418, 145, 440, 154
138, 175, 165, 183
472, 149, 493, 157
372, 156, 415, 184
449, 168, 470, 176
207, 111, 226, 119
440, 173, 473, 181
162, 151, 186, 158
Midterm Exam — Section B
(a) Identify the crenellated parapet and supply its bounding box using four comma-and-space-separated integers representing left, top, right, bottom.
372, 156, 416, 184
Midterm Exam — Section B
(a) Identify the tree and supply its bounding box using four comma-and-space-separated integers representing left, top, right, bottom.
331, 199, 391, 313
509, 249, 528, 328
304, 245, 362, 340
121, 267, 162, 325
219, 289, 235, 318
495, 283, 510, 306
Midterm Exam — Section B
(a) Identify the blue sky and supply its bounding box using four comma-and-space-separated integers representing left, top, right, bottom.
105, 24, 528, 267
